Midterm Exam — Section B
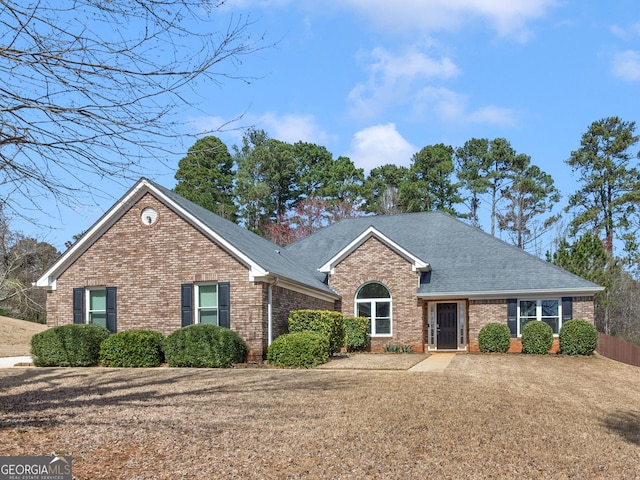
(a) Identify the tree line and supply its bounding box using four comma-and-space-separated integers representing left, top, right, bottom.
175, 117, 640, 345
174, 130, 561, 251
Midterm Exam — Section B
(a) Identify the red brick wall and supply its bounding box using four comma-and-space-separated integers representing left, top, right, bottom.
329, 237, 423, 352
467, 296, 595, 353
47, 193, 269, 359
270, 285, 336, 341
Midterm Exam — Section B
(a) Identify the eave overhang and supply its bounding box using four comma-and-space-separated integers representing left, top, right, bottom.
417, 286, 605, 300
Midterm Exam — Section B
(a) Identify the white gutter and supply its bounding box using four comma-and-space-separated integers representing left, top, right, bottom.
267, 277, 279, 346
417, 286, 605, 300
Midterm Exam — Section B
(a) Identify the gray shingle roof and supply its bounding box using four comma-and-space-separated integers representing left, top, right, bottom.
149, 181, 335, 295
285, 211, 602, 297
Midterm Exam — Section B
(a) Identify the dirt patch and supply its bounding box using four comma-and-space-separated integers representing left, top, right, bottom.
0, 316, 46, 357
317, 352, 428, 370
0, 354, 638, 479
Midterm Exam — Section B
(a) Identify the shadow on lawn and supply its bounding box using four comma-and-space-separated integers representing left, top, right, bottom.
0, 368, 357, 429
602, 410, 640, 446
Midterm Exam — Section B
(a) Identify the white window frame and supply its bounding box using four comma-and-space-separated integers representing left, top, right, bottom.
195, 283, 219, 325
86, 287, 107, 327
355, 283, 392, 337
517, 298, 562, 336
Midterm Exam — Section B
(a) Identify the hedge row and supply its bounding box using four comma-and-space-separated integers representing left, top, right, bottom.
31, 323, 248, 368
477, 319, 598, 356
267, 310, 370, 369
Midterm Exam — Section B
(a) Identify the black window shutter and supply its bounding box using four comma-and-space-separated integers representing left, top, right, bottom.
562, 297, 573, 323
106, 286, 117, 333
218, 282, 230, 328
73, 288, 84, 324
507, 298, 517, 337
181, 284, 193, 327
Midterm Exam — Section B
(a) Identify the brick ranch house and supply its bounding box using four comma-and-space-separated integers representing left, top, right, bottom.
36, 178, 603, 361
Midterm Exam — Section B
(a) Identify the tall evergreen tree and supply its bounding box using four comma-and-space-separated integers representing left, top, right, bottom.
403, 144, 462, 215
497, 162, 560, 250
362, 164, 410, 215
174, 136, 237, 221
565, 116, 640, 255
454, 138, 491, 226
486, 138, 529, 236
234, 130, 298, 234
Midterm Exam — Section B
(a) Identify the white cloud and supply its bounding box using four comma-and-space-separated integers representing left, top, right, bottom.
188, 112, 332, 145
347, 123, 416, 174
612, 50, 640, 81
340, 0, 557, 39
417, 86, 516, 126
611, 22, 640, 40
256, 112, 332, 144
348, 45, 460, 120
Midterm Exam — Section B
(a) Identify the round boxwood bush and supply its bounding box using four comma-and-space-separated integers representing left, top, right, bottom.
559, 319, 598, 356
521, 321, 553, 354
344, 316, 369, 352
99, 330, 165, 367
31, 323, 111, 367
478, 323, 511, 353
267, 331, 330, 368
164, 324, 248, 368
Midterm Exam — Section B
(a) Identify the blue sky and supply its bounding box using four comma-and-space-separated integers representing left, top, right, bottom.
20, 0, 640, 252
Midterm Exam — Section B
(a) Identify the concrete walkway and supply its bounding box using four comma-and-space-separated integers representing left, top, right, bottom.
408, 352, 457, 372
0, 356, 33, 367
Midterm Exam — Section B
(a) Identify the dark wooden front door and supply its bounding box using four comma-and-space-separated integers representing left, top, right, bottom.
437, 303, 458, 349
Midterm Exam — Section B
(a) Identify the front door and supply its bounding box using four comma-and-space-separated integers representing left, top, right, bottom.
437, 303, 458, 349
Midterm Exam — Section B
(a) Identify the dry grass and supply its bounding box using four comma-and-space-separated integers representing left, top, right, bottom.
0, 316, 46, 357
0, 354, 638, 479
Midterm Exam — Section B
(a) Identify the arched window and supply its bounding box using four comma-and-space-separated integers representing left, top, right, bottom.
355, 283, 392, 336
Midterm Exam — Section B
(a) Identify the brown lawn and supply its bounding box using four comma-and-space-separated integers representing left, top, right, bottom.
0, 354, 638, 479
0, 316, 46, 357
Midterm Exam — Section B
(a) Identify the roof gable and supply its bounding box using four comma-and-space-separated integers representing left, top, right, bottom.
287, 211, 604, 297
318, 226, 430, 274
36, 178, 337, 299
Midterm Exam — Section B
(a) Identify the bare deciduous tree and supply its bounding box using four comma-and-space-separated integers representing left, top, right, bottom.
0, 213, 59, 321
0, 0, 266, 218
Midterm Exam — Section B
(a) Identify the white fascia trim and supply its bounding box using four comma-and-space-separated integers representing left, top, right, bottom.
36, 180, 151, 289
35, 179, 268, 289
253, 274, 340, 302
142, 182, 268, 281
318, 226, 430, 274
417, 287, 605, 300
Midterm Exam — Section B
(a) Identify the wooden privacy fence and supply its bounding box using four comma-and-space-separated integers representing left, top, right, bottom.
596, 333, 640, 367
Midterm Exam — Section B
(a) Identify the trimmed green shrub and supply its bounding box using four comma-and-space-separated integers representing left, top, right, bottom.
478, 323, 511, 353
164, 324, 248, 367
344, 316, 369, 351
267, 331, 329, 368
559, 319, 598, 356
99, 330, 165, 367
521, 321, 553, 354
288, 310, 345, 355
31, 324, 110, 367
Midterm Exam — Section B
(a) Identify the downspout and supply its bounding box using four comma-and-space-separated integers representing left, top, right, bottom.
267, 277, 279, 346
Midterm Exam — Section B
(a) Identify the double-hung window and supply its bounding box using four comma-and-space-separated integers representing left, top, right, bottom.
196, 284, 218, 325
355, 283, 392, 336
518, 299, 561, 335
87, 288, 107, 329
